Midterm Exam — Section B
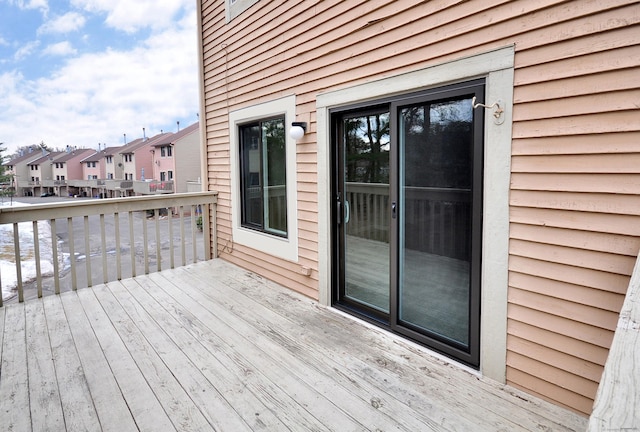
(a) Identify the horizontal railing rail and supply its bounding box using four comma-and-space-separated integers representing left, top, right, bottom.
345, 182, 471, 259
133, 180, 174, 194
0, 191, 217, 307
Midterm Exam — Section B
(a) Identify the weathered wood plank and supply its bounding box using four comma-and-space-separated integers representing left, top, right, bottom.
91, 282, 213, 431
175, 261, 585, 431
42, 294, 101, 432
588, 251, 640, 431
74, 287, 176, 431
211, 260, 588, 430
133, 273, 369, 431
112, 278, 262, 431
59, 291, 139, 432
24, 300, 65, 431
0, 305, 31, 432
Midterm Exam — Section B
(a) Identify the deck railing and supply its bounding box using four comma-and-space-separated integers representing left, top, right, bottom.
0, 191, 217, 307
133, 180, 174, 194
345, 182, 471, 260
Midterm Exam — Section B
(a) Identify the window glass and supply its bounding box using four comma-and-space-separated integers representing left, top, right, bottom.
239, 117, 287, 236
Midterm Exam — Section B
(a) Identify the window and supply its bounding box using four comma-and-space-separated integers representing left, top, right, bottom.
226, 0, 259, 22
106, 156, 113, 163
239, 117, 287, 236
168, 170, 173, 180
123, 154, 132, 162
161, 147, 166, 157
108, 173, 113, 180
60, 175, 65, 181
86, 161, 96, 168
229, 95, 299, 262
160, 172, 166, 181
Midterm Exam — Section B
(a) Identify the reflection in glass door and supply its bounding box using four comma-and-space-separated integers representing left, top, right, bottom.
339, 109, 390, 317
397, 96, 479, 349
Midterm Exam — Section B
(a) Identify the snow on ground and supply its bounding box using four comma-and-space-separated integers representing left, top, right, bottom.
1, 201, 59, 302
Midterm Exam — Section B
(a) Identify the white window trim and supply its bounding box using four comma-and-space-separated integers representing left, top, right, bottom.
316, 46, 515, 383
229, 95, 299, 262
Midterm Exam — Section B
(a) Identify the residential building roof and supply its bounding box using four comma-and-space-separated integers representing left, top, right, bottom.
54, 148, 95, 163
27, 152, 64, 165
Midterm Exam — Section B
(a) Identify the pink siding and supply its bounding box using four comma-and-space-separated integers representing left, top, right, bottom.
199, 0, 640, 415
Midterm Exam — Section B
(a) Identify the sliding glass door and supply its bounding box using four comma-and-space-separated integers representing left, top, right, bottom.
333, 80, 484, 366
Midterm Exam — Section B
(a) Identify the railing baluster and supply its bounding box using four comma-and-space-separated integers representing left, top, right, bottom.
84, 216, 92, 288
100, 214, 107, 284
128, 211, 136, 278
68, 217, 77, 291
191, 205, 197, 264
155, 209, 161, 272
33, 221, 42, 298
115, 212, 122, 280
180, 206, 186, 267
13, 223, 23, 302
143, 213, 149, 274
51, 219, 60, 295
169, 207, 175, 269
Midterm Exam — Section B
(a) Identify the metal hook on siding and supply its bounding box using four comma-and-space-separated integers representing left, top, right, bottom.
471, 96, 505, 125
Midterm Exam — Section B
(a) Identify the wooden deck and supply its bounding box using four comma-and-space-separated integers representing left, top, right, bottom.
0, 259, 587, 431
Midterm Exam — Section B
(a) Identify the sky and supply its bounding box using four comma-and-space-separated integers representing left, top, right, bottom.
0, 0, 200, 157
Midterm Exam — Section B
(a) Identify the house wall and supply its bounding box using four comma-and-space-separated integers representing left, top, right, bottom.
154, 147, 175, 182
83, 163, 101, 180
199, 0, 640, 415
133, 147, 154, 181
174, 130, 202, 193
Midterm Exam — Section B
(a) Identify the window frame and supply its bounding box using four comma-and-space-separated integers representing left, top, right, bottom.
229, 95, 299, 262
225, 0, 259, 22
238, 115, 288, 237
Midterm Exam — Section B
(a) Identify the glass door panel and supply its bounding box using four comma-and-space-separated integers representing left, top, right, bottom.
398, 97, 474, 347
342, 111, 390, 313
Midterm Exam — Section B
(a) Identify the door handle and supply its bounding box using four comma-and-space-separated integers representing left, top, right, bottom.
391, 201, 397, 219
344, 200, 350, 224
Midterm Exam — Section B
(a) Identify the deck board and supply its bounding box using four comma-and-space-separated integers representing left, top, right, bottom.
25, 300, 65, 431
0, 259, 588, 431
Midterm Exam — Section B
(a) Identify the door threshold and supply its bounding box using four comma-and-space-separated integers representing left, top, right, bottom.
326, 305, 482, 378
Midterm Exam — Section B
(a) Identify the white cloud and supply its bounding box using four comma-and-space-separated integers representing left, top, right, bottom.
38, 12, 86, 35
42, 41, 77, 56
71, 0, 190, 33
13, 40, 40, 61
0, 36, 9, 46
8, 0, 49, 15
0, 7, 199, 154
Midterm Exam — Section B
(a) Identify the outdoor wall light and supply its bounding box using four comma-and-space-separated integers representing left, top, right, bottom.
289, 122, 307, 140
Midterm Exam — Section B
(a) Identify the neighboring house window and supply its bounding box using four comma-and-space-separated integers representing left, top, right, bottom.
160, 172, 166, 181
123, 154, 132, 162
161, 147, 166, 157
226, 0, 259, 22
167, 146, 172, 157
168, 170, 173, 181
239, 116, 287, 237
108, 173, 113, 180
106, 156, 113, 163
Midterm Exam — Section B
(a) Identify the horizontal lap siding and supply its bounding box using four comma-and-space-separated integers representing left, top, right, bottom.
507, 0, 640, 416
199, 0, 640, 415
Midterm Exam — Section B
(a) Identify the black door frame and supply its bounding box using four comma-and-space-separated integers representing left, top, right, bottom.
331, 79, 485, 367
